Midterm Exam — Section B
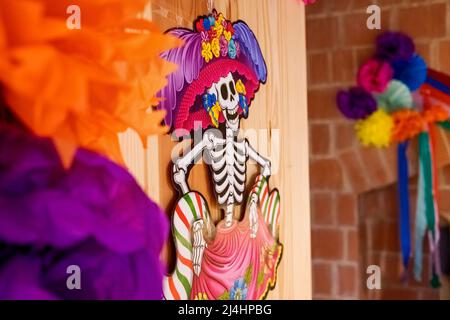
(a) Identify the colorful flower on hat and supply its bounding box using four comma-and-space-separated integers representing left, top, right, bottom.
214, 21, 224, 38
197, 11, 238, 63
220, 35, 228, 57
228, 39, 237, 59
211, 38, 221, 58
224, 30, 233, 42
201, 31, 210, 42
201, 42, 213, 63
236, 79, 247, 95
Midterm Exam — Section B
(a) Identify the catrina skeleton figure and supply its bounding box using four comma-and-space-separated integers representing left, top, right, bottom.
158, 11, 282, 300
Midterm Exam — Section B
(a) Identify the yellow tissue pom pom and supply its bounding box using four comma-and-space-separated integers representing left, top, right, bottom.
355, 109, 393, 148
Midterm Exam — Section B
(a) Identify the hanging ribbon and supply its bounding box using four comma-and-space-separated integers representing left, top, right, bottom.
428, 124, 442, 287
418, 132, 436, 235
414, 158, 427, 281
418, 131, 441, 287
397, 141, 411, 273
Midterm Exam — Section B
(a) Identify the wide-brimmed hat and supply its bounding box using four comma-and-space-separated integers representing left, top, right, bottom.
158, 10, 267, 133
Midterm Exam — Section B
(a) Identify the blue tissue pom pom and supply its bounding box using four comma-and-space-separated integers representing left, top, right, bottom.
392, 54, 427, 92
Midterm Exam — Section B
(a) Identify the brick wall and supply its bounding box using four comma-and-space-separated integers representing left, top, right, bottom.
306, 0, 450, 299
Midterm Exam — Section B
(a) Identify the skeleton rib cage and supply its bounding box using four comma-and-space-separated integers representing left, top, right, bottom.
206, 132, 247, 206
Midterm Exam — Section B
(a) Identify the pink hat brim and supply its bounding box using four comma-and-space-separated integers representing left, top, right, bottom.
173, 59, 260, 132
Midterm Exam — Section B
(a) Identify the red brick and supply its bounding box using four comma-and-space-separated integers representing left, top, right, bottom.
398, 3, 446, 39
312, 228, 344, 260
381, 253, 402, 283
308, 52, 331, 86
337, 194, 357, 226
306, 16, 339, 50
381, 288, 419, 300
343, 11, 390, 46
310, 158, 343, 190
433, 127, 450, 168
377, 0, 402, 7
339, 149, 368, 193
351, 0, 378, 10
380, 144, 401, 186
346, 229, 359, 261
308, 87, 341, 120
439, 40, 450, 74
331, 49, 355, 83
338, 264, 358, 296
438, 190, 450, 212
335, 122, 356, 151
360, 189, 381, 219
358, 147, 389, 190
310, 123, 331, 156
355, 47, 375, 70
378, 185, 399, 221
416, 42, 432, 68
443, 166, 450, 186
417, 288, 440, 300
329, 0, 350, 12
305, 0, 327, 16
311, 192, 334, 226
313, 262, 333, 295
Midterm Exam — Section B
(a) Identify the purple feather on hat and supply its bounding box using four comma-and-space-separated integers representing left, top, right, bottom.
157, 15, 267, 131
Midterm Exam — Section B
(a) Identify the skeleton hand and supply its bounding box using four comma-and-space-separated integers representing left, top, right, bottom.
249, 193, 259, 238
262, 161, 271, 178
173, 163, 189, 194
192, 220, 206, 276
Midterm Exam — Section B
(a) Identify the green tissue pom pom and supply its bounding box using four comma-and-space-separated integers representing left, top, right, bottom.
377, 80, 413, 113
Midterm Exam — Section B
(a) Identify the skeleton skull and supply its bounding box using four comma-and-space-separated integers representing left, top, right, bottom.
208, 73, 240, 131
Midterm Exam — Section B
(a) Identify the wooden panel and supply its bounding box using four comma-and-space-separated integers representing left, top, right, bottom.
120, 0, 311, 300
225, 0, 312, 300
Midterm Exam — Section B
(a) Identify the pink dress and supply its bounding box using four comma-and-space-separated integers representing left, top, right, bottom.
190, 203, 282, 300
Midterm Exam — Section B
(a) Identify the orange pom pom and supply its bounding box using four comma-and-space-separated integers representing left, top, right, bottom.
0, 0, 182, 167
423, 104, 449, 124
391, 109, 424, 143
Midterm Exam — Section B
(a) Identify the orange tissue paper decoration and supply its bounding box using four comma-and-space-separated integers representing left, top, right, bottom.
0, 0, 182, 166
391, 109, 424, 143
422, 104, 449, 124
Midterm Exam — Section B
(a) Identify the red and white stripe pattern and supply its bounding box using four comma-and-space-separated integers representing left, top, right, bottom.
251, 175, 281, 238
163, 192, 210, 300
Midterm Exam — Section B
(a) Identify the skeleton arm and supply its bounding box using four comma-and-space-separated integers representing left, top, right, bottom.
173, 132, 217, 194
245, 139, 271, 178
173, 132, 218, 277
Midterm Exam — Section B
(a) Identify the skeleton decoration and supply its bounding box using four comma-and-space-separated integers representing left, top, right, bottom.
158, 10, 282, 300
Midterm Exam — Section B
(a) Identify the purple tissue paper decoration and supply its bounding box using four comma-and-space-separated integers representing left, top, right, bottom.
376, 31, 415, 62
337, 87, 377, 120
0, 124, 168, 300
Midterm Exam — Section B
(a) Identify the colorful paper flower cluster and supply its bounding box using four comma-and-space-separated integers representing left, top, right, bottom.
0, 0, 175, 300
196, 10, 240, 63
0, 0, 182, 167
336, 31, 447, 148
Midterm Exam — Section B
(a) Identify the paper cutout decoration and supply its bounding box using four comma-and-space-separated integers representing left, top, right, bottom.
0, 0, 181, 167
336, 30, 450, 287
158, 10, 282, 300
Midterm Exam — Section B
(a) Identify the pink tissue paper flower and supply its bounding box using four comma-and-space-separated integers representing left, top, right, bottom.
357, 59, 394, 93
